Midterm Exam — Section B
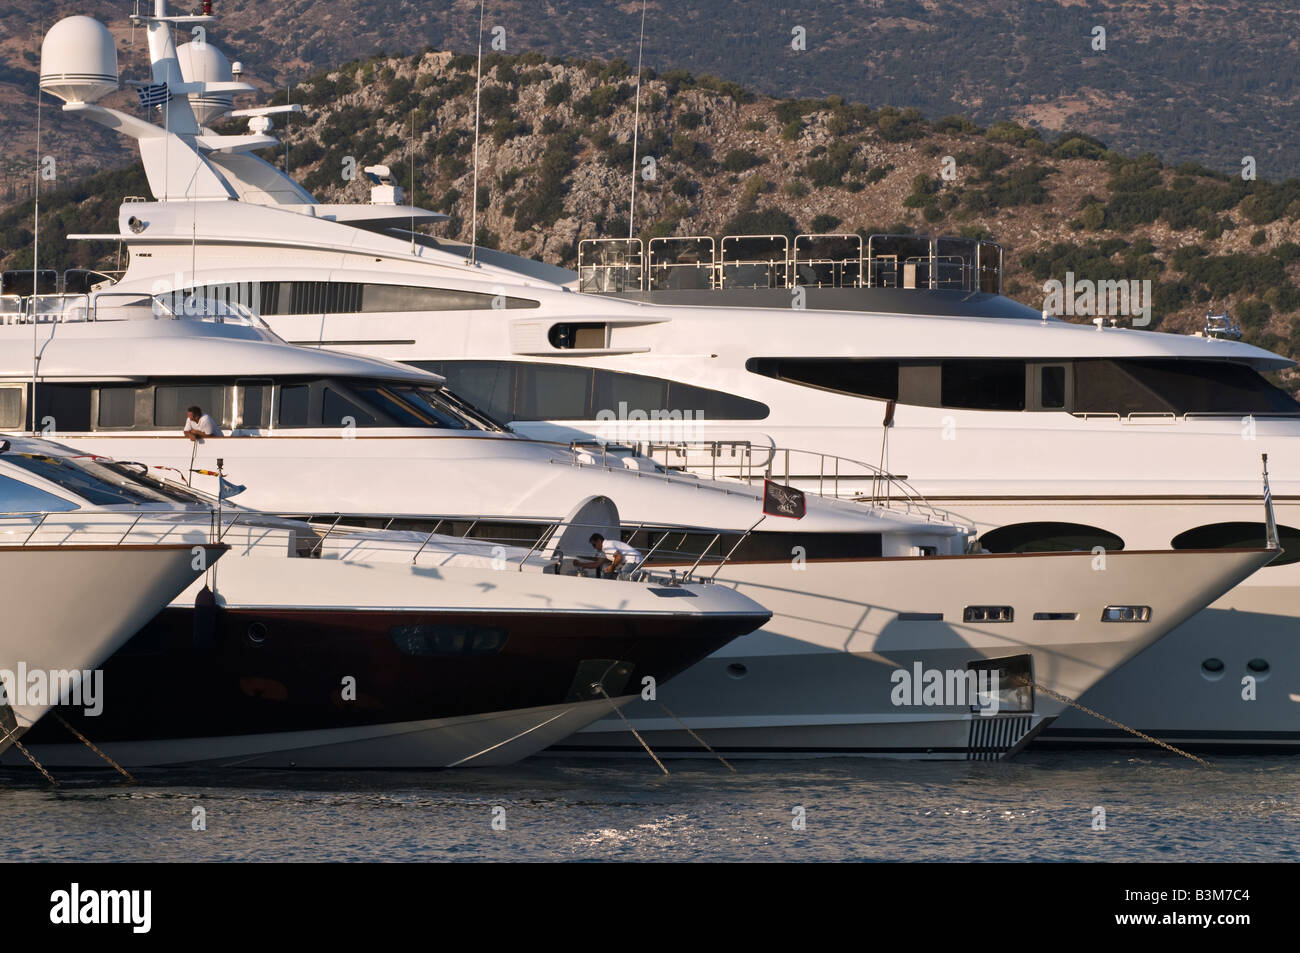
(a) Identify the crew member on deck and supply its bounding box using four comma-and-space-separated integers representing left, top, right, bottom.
574, 533, 643, 578
183, 405, 223, 442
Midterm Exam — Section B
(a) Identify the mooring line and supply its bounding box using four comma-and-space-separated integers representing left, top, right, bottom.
53, 713, 134, 781
0, 722, 57, 785
595, 683, 668, 776
658, 702, 735, 772
1021, 677, 1213, 768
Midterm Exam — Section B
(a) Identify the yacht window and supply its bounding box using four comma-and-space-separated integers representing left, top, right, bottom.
745, 358, 900, 401
33, 385, 92, 432
941, 361, 1025, 411
98, 387, 137, 429
277, 385, 311, 428
1074, 359, 1300, 416
415, 360, 770, 422
155, 385, 227, 429
517, 364, 593, 418
322, 388, 378, 428
592, 371, 667, 417
250, 280, 538, 315
387, 386, 473, 429
350, 385, 437, 427
234, 381, 272, 430
0, 386, 22, 430
1040, 366, 1066, 409
549, 323, 608, 349
1171, 521, 1300, 566
0, 472, 80, 513
427, 362, 515, 423
980, 522, 1124, 554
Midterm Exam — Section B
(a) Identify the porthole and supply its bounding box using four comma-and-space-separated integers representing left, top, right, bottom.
1247, 658, 1270, 675
725, 663, 748, 679
1201, 658, 1225, 680
247, 622, 269, 646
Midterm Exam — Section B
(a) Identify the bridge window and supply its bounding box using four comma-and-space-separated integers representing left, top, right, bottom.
745, 358, 899, 400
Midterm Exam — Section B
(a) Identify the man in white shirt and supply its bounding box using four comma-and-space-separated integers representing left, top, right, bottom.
575, 533, 642, 578
183, 405, 223, 442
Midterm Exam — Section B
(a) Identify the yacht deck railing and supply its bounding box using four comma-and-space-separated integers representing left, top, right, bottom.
579, 232, 1003, 295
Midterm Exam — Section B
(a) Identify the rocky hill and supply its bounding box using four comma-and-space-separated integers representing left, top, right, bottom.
6, 0, 1300, 183
6, 48, 1300, 390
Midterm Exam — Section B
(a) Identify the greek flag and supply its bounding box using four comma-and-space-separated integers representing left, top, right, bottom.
135, 82, 170, 109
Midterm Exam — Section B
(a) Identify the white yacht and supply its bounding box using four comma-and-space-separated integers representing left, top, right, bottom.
14, 4, 1289, 756
0, 437, 223, 757
0, 435, 770, 768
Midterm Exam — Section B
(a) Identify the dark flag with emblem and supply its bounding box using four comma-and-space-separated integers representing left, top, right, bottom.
762, 479, 806, 519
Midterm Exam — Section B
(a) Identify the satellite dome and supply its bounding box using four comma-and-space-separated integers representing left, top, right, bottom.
40, 16, 119, 104
176, 41, 234, 125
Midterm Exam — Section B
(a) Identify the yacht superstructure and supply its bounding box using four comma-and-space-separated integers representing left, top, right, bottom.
14, 2, 1294, 755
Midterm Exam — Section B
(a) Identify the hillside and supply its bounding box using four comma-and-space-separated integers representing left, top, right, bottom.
5, 1, 1300, 182
6, 48, 1300, 392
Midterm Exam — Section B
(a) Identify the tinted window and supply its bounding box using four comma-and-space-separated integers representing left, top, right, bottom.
516, 364, 592, 419
1172, 522, 1300, 566
0, 472, 80, 513
0, 387, 21, 429
33, 385, 92, 432
322, 388, 378, 428
980, 522, 1125, 554
277, 385, 310, 427
941, 361, 1025, 411
746, 358, 899, 401
155, 385, 225, 428
98, 387, 136, 429
417, 360, 770, 422
1041, 366, 1066, 409
1075, 359, 1300, 416
351, 385, 436, 427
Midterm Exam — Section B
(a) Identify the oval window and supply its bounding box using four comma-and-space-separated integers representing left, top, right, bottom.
1171, 522, 1300, 566
1201, 658, 1225, 679
979, 521, 1124, 554
1247, 658, 1270, 674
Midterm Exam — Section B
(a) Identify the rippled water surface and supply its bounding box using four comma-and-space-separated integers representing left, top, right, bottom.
4, 752, 1298, 862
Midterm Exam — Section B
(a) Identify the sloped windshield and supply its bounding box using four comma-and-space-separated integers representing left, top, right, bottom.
1, 453, 211, 507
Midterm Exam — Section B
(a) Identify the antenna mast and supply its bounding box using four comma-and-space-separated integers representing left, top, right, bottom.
30, 59, 41, 435
628, 0, 648, 239
468, 0, 486, 265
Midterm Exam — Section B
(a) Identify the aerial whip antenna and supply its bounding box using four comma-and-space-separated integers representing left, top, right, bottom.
410, 108, 416, 254
627, 0, 648, 239
468, 0, 486, 266
31, 47, 42, 436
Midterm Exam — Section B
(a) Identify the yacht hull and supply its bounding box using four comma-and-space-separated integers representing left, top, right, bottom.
559, 548, 1272, 759
11, 605, 759, 768
0, 544, 218, 752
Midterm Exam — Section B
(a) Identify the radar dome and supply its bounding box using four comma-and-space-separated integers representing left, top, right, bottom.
176, 41, 233, 125
40, 16, 119, 104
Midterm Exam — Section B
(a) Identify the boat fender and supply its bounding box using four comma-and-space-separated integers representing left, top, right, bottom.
193, 585, 218, 654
